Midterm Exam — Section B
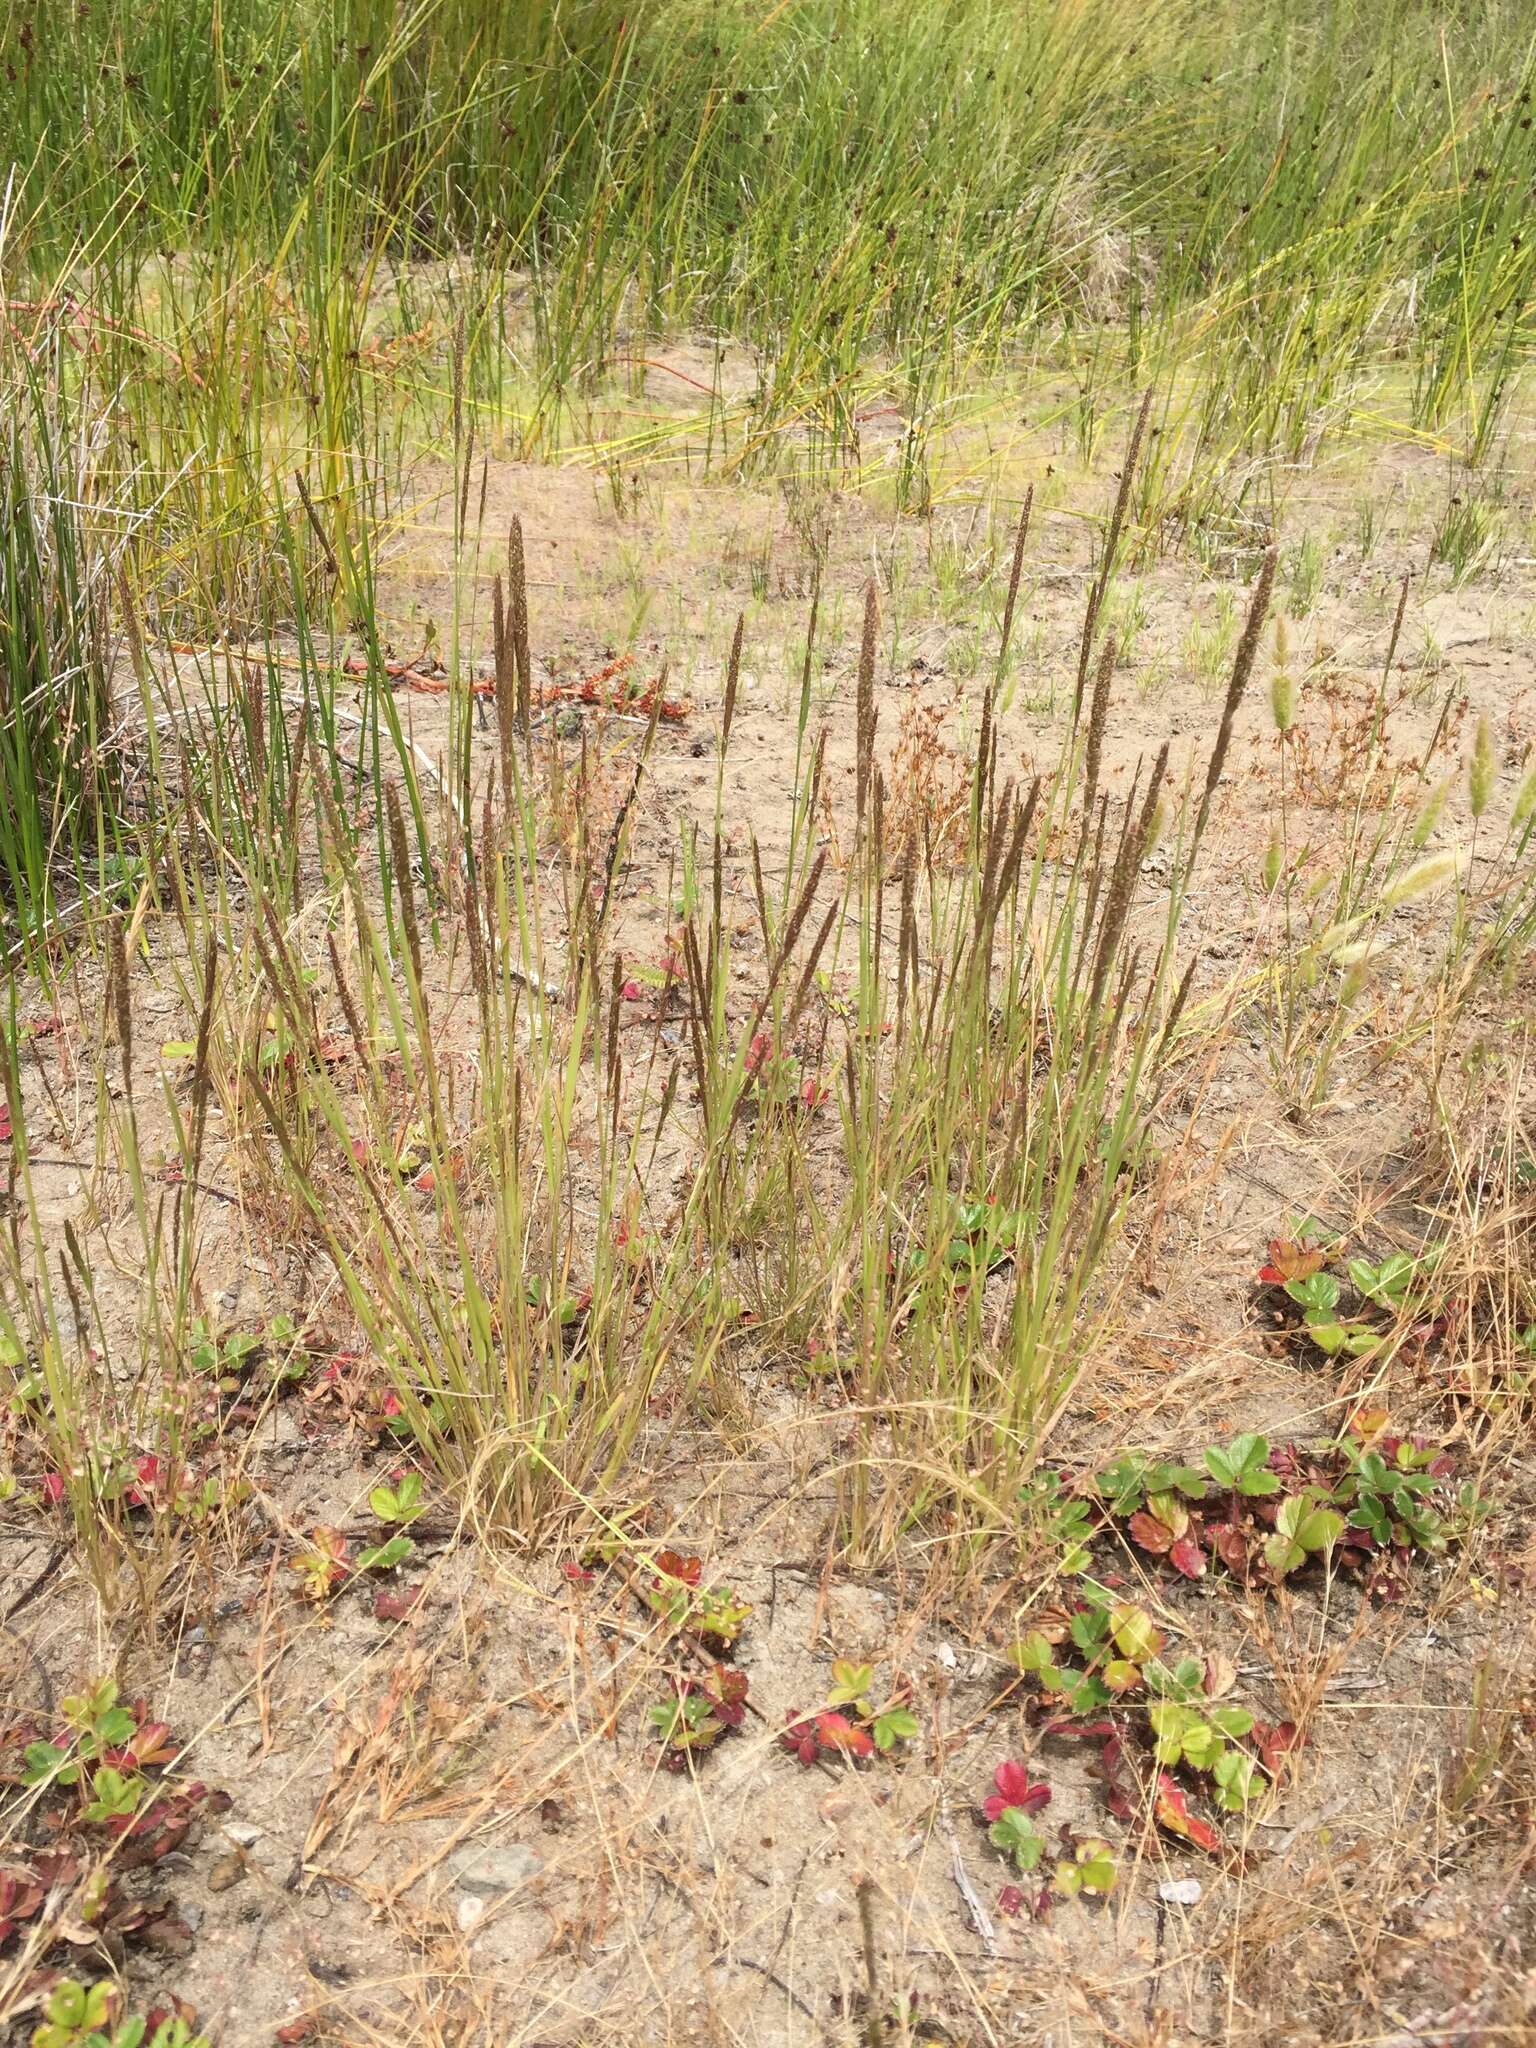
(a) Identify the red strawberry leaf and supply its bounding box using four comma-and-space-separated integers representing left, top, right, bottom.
983, 1759, 1052, 1820
653, 1551, 703, 1586
1154, 1773, 1222, 1854
1259, 1239, 1326, 1285
1207, 1521, 1251, 1576
1253, 1718, 1303, 1776
814, 1711, 874, 1759
1128, 1510, 1174, 1554
1169, 1533, 1207, 1579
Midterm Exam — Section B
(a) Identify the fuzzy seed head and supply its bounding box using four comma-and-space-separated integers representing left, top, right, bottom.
1269, 665, 1294, 734
1469, 714, 1495, 818
1263, 827, 1283, 891
1269, 619, 1295, 733
1411, 776, 1450, 848
1380, 848, 1464, 908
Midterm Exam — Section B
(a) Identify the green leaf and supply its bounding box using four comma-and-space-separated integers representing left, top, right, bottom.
989, 1808, 1045, 1871
1287, 1272, 1340, 1312
357, 1534, 415, 1571
1069, 1607, 1109, 1653
1304, 1312, 1352, 1354
1009, 1631, 1056, 1676
1110, 1602, 1161, 1663
1180, 1721, 1223, 1770
1213, 1749, 1259, 1810
829, 1659, 875, 1707
872, 1707, 920, 1751
1298, 1507, 1344, 1551
21, 1739, 68, 1785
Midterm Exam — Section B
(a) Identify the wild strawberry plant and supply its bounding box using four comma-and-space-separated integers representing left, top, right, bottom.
1053, 1417, 1474, 1594
289, 1525, 350, 1601
824, 1659, 922, 1753
981, 1758, 1052, 1871
648, 1666, 750, 1769
29, 1976, 208, 2048
1052, 1838, 1118, 1898
780, 1655, 920, 1766
640, 1551, 752, 1651
358, 1470, 425, 1570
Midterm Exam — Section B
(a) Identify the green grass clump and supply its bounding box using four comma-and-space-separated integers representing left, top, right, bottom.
1, 0, 1532, 490
0, 368, 122, 957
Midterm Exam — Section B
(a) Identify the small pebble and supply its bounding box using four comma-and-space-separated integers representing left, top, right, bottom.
1159, 1877, 1203, 1906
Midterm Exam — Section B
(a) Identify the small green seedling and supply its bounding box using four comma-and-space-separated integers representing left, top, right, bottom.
825, 1659, 921, 1752
1346, 1251, 1417, 1312
81, 1766, 144, 1824
359, 1474, 423, 1570
1095, 1452, 1206, 1518
1341, 1448, 1444, 1551
1010, 1592, 1165, 1711
369, 1472, 425, 1524
988, 1805, 1046, 1872
1053, 1839, 1118, 1898
1145, 1655, 1258, 1802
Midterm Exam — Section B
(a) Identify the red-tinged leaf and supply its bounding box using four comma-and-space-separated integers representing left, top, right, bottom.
705, 1666, 750, 1726
620, 979, 643, 1001
275, 2022, 316, 2046
1345, 1404, 1390, 1445
1128, 1509, 1174, 1554
780, 1713, 820, 1765
983, 1759, 1052, 1820
1259, 1239, 1326, 1285
562, 1561, 595, 1585
1169, 1533, 1207, 1579
41, 1470, 65, 1505
1253, 1719, 1303, 1776
124, 1718, 178, 1767
997, 1884, 1025, 1918
653, 1550, 702, 1586
1154, 1773, 1223, 1854
0, 1106, 11, 1144
1093, 1731, 1136, 1820
1208, 1522, 1251, 1576
814, 1711, 874, 1759
374, 1582, 424, 1622
350, 1137, 369, 1167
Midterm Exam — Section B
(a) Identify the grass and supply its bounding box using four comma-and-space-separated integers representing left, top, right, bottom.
2, 2, 1536, 2043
